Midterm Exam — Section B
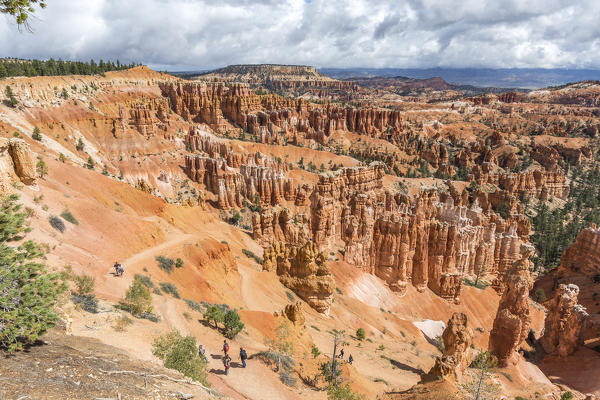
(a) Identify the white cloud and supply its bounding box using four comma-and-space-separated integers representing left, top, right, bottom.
1, 0, 599, 69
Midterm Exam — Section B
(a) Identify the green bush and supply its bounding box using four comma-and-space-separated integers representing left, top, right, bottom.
204, 305, 224, 328
60, 209, 79, 225
223, 309, 244, 339
159, 282, 180, 298
312, 345, 321, 358
36, 159, 48, 179
356, 327, 366, 341
561, 392, 574, 400
119, 275, 153, 316
327, 383, 365, 400
285, 291, 295, 301
175, 258, 184, 269
134, 274, 156, 289
0, 195, 66, 351
152, 331, 209, 386
32, 127, 42, 141
155, 255, 175, 273
73, 274, 94, 295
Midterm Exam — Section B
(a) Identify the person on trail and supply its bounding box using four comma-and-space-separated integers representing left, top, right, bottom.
113, 261, 120, 275
198, 344, 207, 361
348, 354, 353, 365
223, 340, 229, 356
240, 347, 248, 368
339, 348, 344, 360
117, 263, 124, 277
223, 355, 231, 375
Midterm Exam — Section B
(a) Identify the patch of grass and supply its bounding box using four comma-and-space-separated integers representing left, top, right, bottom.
462, 278, 489, 290
500, 372, 513, 382
159, 282, 180, 298
183, 312, 192, 321
279, 371, 297, 387
155, 255, 175, 273
113, 315, 133, 332
242, 249, 263, 264
60, 209, 79, 225
184, 299, 203, 312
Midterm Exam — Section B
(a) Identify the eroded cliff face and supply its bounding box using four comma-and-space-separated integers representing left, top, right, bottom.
425, 312, 473, 383
540, 284, 589, 357
559, 225, 600, 277
263, 241, 334, 314
0, 138, 37, 191
160, 81, 405, 144
489, 245, 533, 366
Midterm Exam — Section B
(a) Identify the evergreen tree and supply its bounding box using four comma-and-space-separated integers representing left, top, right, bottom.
0, 194, 66, 351
0, 0, 47, 26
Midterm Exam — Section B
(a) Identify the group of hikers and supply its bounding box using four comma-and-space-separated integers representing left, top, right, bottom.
113, 261, 125, 277
338, 348, 353, 365
198, 340, 248, 376
200, 340, 353, 376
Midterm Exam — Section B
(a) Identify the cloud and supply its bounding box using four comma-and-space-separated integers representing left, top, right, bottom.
1, 0, 599, 69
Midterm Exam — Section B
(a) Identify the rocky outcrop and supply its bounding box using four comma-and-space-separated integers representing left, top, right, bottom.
252, 207, 311, 248
559, 225, 600, 277
280, 301, 306, 326
472, 166, 569, 200
489, 245, 533, 366
540, 284, 589, 357
0, 138, 37, 191
263, 241, 334, 314
426, 312, 474, 382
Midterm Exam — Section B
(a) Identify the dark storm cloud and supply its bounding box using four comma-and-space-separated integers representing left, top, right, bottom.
1, 0, 599, 69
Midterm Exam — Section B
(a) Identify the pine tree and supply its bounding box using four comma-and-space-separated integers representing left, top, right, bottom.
0, 194, 66, 351
36, 159, 48, 179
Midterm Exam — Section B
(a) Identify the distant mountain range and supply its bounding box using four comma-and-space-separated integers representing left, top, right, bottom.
319, 68, 600, 89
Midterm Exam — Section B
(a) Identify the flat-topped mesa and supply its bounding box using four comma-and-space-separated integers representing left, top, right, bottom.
0, 138, 37, 192
540, 284, 589, 357
558, 225, 600, 277
471, 166, 570, 200
263, 241, 334, 314
252, 207, 311, 248
489, 244, 533, 367
425, 312, 474, 383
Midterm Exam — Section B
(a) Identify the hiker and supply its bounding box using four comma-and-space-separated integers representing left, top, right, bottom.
339, 348, 344, 360
223, 355, 231, 375
113, 261, 120, 275
223, 340, 229, 356
198, 344, 207, 361
117, 263, 124, 277
348, 354, 353, 365
240, 347, 248, 368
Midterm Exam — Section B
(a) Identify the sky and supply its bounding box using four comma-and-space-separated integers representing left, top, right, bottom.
1, 0, 600, 71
